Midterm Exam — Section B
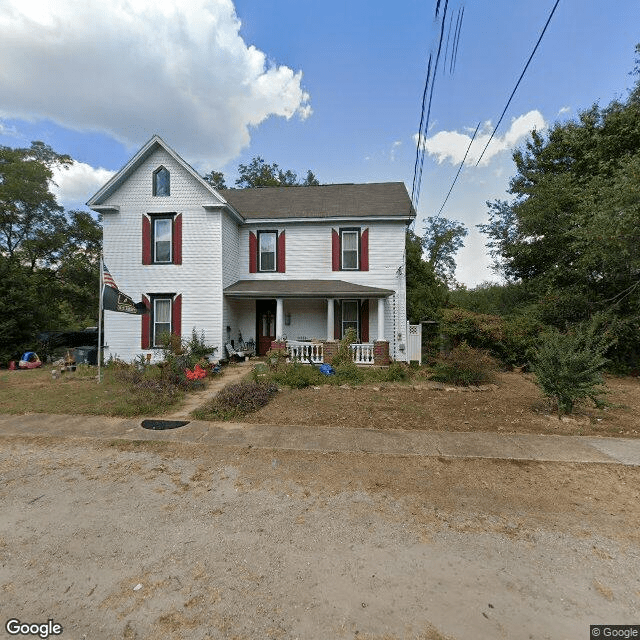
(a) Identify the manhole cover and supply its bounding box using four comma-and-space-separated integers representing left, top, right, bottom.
141, 419, 190, 430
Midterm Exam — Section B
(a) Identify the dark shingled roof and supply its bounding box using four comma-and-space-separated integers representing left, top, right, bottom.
224, 280, 394, 298
219, 182, 415, 220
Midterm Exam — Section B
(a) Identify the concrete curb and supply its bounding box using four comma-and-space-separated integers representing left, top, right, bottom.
1, 413, 639, 466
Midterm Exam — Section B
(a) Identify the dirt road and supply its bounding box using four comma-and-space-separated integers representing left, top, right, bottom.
1, 435, 638, 640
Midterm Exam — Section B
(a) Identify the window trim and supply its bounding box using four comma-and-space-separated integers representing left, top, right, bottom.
152, 166, 170, 197
151, 294, 173, 348
340, 228, 360, 271
257, 230, 278, 273
151, 214, 174, 264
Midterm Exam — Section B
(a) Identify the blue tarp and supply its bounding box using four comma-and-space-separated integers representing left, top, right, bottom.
318, 364, 335, 376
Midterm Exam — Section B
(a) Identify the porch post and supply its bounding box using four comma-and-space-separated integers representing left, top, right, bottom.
275, 297, 284, 339
326, 298, 334, 341
377, 298, 385, 341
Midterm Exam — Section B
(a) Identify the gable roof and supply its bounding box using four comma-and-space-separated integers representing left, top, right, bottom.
219, 183, 415, 221
86, 134, 226, 209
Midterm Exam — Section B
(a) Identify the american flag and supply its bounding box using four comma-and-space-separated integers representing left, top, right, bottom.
102, 264, 118, 289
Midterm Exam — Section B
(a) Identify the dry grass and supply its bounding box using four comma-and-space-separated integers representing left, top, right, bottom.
0, 365, 185, 417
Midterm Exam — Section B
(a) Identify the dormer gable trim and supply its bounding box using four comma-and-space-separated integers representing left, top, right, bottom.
86, 134, 227, 209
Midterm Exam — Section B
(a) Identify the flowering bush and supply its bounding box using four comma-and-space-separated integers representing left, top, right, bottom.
184, 363, 207, 381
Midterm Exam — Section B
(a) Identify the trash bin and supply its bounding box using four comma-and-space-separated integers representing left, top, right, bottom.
74, 346, 98, 365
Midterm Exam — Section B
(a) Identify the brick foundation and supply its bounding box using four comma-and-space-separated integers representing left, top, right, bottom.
270, 340, 286, 352
373, 341, 390, 367
322, 340, 339, 364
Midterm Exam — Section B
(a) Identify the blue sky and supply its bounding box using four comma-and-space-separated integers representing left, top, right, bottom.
1, 0, 638, 285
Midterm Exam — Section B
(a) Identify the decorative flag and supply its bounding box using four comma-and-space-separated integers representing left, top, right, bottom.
102, 265, 148, 315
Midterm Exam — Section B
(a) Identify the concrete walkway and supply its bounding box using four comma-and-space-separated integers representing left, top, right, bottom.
1, 411, 639, 466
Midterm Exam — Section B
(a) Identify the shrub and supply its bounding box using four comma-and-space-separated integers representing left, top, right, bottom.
333, 361, 364, 384
331, 328, 358, 367
196, 381, 278, 420
531, 322, 611, 416
113, 365, 183, 413
431, 341, 498, 386
269, 361, 323, 389
439, 307, 543, 368
384, 361, 409, 382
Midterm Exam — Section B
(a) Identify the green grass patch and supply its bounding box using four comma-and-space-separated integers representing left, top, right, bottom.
0, 365, 186, 417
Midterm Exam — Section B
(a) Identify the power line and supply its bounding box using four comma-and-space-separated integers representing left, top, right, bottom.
411, 0, 451, 211
435, 121, 480, 217
475, 0, 561, 166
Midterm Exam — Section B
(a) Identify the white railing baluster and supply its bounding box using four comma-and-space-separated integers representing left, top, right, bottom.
286, 341, 324, 364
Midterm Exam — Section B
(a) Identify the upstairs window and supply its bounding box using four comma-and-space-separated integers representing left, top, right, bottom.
153, 217, 172, 263
332, 227, 368, 271
153, 166, 170, 196
142, 214, 182, 265
341, 229, 359, 270
258, 231, 277, 272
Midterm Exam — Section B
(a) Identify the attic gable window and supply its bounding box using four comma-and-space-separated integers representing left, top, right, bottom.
153, 166, 170, 196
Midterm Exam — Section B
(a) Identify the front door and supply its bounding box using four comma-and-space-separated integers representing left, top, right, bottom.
256, 300, 277, 355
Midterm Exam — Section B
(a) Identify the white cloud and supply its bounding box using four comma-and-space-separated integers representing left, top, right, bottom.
0, 0, 311, 168
51, 162, 115, 208
415, 110, 546, 167
558, 106, 571, 115
390, 140, 401, 162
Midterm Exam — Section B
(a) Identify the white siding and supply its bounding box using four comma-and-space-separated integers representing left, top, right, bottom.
237, 221, 408, 359
102, 147, 224, 362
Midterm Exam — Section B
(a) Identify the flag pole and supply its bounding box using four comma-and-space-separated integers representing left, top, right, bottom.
98, 255, 104, 384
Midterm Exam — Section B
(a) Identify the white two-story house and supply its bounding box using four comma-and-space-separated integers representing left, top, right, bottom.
87, 136, 415, 365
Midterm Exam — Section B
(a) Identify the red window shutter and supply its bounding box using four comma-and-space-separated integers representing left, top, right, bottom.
142, 215, 151, 264
360, 299, 369, 342
172, 294, 182, 339
173, 214, 182, 265
332, 229, 340, 271
141, 295, 151, 349
334, 300, 341, 340
277, 231, 286, 272
249, 232, 257, 273
360, 228, 369, 271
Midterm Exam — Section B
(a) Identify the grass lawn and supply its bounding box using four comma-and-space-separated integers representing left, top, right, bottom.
0, 365, 186, 417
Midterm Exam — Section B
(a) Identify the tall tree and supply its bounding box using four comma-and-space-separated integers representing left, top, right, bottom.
235, 156, 320, 188
202, 170, 226, 190
0, 143, 101, 361
422, 216, 468, 284
478, 45, 640, 366
405, 230, 447, 322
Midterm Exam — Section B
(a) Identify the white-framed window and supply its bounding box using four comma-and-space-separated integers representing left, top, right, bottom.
153, 217, 172, 263
153, 297, 172, 347
341, 299, 359, 340
258, 231, 277, 272
341, 229, 359, 270
153, 166, 170, 196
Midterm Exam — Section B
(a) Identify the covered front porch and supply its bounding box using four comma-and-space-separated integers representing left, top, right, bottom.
223, 279, 394, 365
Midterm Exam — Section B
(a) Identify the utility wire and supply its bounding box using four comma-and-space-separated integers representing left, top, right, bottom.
475, 0, 561, 166
435, 121, 481, 217
412, 0, 450, 211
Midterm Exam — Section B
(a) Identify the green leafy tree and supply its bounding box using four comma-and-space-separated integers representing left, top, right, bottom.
478, 45, 640, 368
405, 230, 447, 322
423, 216, 468, 285
0, 142, 101, 361
235, 156, 320, 188
202, 170, 226, 189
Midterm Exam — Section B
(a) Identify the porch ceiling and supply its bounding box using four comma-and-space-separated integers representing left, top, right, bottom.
223, 279, 393, 299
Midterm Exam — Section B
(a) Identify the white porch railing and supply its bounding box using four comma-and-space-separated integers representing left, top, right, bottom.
286, 341, 376, 365
351, 343, 375, 365
287, 341, 324, 364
